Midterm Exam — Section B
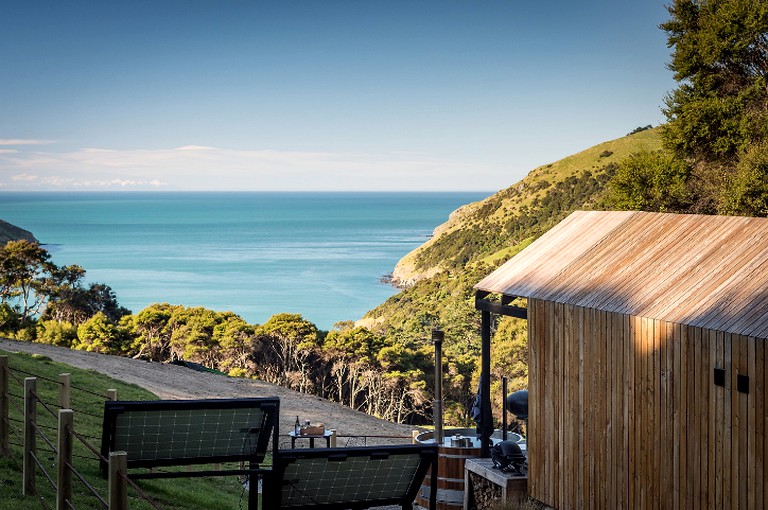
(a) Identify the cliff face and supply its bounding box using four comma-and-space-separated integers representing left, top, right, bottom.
0, 220, 39, 245
390, 201, 485, 287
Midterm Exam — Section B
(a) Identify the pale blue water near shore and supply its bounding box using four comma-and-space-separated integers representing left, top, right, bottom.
0, 192, 489, 330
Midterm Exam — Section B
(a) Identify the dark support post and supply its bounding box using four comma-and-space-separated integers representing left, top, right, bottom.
480, 310, 493, 457
248, 461, 258, 510
502, 376, 508, 441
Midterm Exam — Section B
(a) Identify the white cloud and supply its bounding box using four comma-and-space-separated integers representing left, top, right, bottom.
0, 144, 493, 191
0, 139, 58, 146
11, 173, 38, 181
0, 149, 18, 154
175, 145, 218, 151
80, 148, 116, 153
73, 178, 168, 188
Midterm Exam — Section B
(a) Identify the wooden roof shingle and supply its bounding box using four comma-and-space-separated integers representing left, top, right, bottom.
475, 210, 768, 338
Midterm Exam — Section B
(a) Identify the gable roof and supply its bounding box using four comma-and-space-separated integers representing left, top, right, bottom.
475, 210, 768, 338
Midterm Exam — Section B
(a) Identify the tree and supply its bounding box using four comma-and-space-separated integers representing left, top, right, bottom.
662, 0, 768, 161
253, 313, 321, 393
44, 264, 130, 326
0, 302, 22, 335
722, 140, 768, 215
376, 340, 433, 423
606, 150, 693, 212
488, 317, 529, 426
168, 307, 223, 367
36, 319, 77, 348
324, 326, 385, 408
0, 240, 57, 323
214, 313, 256, 376
43, 264, 89, 324
661, 0, 768, 213
83, 283, 131, 322
125, 303, 177, 360
75, 312, 128, 354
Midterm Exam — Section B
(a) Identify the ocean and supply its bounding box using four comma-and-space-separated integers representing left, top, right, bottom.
0, 192, 489, 330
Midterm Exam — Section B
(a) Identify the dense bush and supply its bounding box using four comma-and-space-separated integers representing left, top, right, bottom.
0, 253, 444, 424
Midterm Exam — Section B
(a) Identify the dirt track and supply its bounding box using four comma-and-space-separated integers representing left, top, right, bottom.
0, 338, 418, 444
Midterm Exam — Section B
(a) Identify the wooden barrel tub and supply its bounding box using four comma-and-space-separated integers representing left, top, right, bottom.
413, 428, 494, 510
415, 428, 521, 509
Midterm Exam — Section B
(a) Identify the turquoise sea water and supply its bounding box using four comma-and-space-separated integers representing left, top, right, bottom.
0, 192, 489, 329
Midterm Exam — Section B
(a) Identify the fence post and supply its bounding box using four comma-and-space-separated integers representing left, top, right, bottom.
109, 451, 128, 510
107, 389, 118, 401
57, 409, 73, 510
0, 356, 8, 455
58, 373, 71, 409
23, 377, 37, 496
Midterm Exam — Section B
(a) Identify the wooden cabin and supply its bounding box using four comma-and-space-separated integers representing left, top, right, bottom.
475, 210, 767, 509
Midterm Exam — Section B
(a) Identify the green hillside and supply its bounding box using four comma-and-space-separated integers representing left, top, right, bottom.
361, 127, 662, 330
349, 127, 662, 422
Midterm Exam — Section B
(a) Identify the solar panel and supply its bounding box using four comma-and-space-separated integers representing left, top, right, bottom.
264, 444, 438, 510
100, 397, 279, 471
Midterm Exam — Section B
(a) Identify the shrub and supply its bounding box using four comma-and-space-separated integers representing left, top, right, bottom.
36, 319, 77, 347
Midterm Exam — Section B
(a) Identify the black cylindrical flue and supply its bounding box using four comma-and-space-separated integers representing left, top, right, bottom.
432, 329, 444, 445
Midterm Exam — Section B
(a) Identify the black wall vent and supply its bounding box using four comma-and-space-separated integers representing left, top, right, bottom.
737, 374, 750, 394
714, 368, 726, 387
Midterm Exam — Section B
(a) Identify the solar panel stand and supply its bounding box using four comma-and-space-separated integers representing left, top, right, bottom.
264, 444, 438, 510
248, 459, 258, 510
100, 397, 280, 510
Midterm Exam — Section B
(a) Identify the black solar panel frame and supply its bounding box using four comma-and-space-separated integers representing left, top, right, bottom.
100, 397, 279, 474
263, 444, 438, 510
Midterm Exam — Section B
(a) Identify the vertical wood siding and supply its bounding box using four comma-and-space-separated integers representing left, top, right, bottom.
527, 298, 766, 509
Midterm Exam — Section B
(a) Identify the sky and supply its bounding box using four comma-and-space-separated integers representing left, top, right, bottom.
0, 1, 677, 192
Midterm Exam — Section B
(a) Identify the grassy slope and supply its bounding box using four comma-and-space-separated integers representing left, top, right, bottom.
361, 128, 662, 333
0, 350, 245, 510
393, 128, 662, 284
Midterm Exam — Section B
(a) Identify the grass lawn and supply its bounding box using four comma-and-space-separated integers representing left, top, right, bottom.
0, 349, 253, 510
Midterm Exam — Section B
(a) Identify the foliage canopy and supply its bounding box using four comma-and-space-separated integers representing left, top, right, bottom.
632, 0, 768, 215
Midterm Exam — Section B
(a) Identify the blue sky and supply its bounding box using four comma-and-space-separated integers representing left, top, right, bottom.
1, 1, 675, 192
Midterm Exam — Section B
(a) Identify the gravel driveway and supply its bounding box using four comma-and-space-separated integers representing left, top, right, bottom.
0, 338, 419, 444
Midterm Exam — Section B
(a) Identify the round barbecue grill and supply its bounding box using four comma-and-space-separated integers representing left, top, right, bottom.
505, 389, 528, 420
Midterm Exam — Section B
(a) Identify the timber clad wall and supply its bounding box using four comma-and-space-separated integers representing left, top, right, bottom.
475, 211, 768, 509
528, 298, 767, 510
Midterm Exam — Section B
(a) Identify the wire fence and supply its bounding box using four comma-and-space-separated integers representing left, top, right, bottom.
1, 353, 425, 510
0, 355, 163, 510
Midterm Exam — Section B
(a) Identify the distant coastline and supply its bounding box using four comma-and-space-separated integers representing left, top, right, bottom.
0, 219, 38, 245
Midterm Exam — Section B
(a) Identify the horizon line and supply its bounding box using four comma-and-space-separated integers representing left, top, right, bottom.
0, 189, 498, 194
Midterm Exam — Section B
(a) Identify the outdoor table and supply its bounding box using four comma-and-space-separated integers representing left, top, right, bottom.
288, 430, 333, 448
